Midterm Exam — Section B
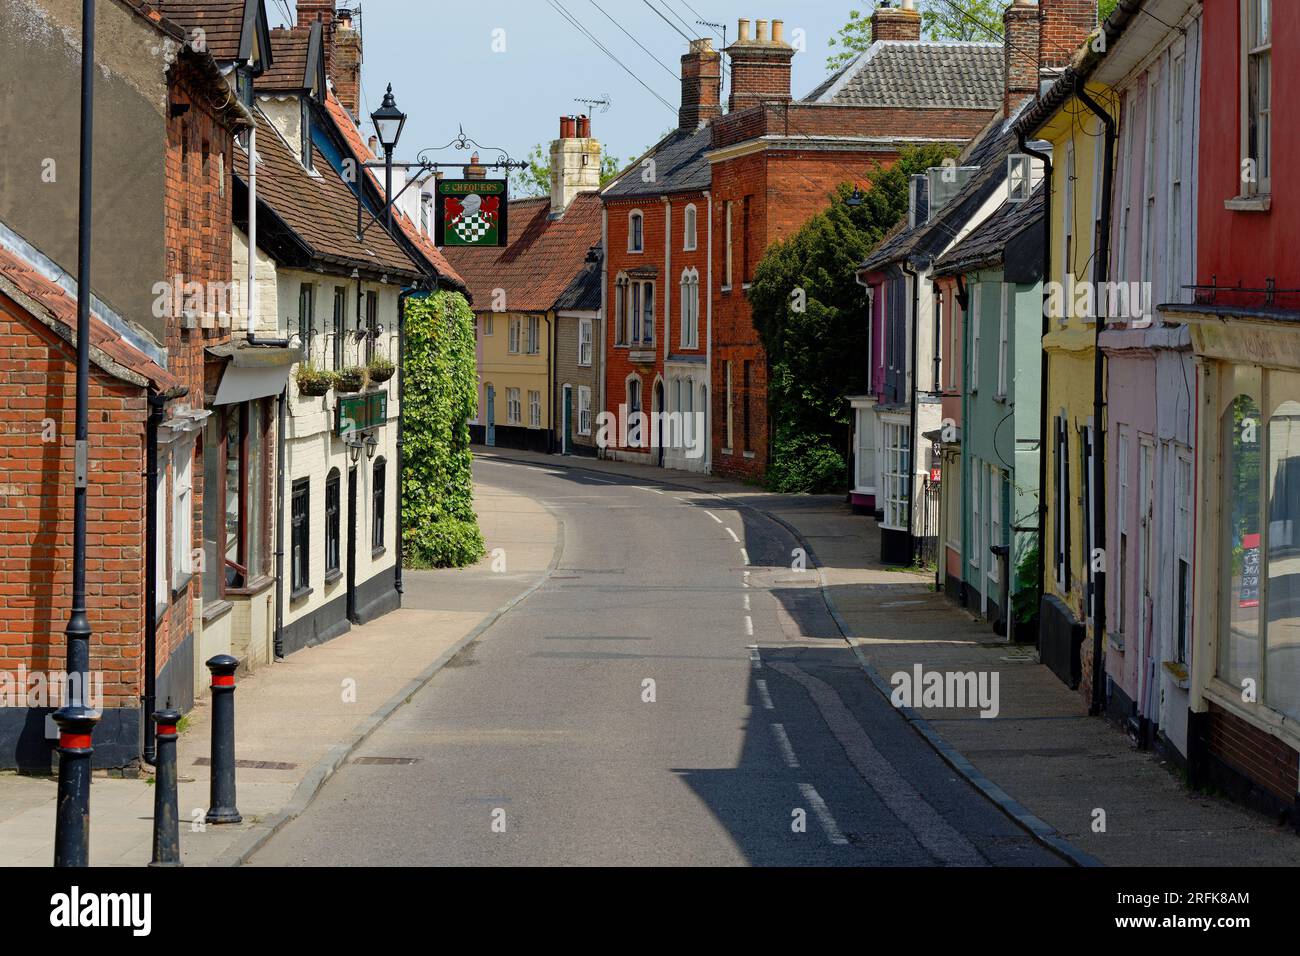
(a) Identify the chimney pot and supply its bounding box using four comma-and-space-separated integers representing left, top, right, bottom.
755, 19, 768, 42
772, 20, 784, 43
737, 18, 750, 41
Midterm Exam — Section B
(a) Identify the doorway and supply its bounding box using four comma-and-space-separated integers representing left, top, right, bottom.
485, 385, 496, 447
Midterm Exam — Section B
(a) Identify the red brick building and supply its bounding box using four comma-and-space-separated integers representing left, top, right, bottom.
707, 12, 1001, 480
600, 39, 718, 472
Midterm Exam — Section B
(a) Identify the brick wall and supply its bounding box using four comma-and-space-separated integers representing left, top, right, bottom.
871, 7, 921, 42
158, 59, 238, 695
1207, 702, 1300, 807
0, 294, 147, 713
1040, 0, 1098, 72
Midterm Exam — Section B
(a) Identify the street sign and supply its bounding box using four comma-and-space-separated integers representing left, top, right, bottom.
336, 390, 388, 436
434, 179, 508, 247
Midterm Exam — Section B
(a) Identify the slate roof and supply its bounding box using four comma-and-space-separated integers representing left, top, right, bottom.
257, 27, 313, 90
602, 126, 711, 199
233, 107, 420, 278
0, 244, 182, 393
151, 0, 251, 62
802, 40, 1004, 110
931, 183, 1045, 276
860, 101, 1032, 273
555, 244, 602, 311
443, 194, 604, 313
320, 93, 466, 292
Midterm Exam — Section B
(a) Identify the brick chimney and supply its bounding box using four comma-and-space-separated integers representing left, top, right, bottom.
871, 0, 921, 43
679, 38, 722, 131
1039, 0, 1099, 76
1003, 0, 1040, 117
333, 7, 363, 120
549, 115, 601, 216
297, 0, 335, 76
725, 18, 795, 113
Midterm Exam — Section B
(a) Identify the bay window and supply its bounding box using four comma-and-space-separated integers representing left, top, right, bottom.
202, 399, 272, 612
882, 419, 911, 531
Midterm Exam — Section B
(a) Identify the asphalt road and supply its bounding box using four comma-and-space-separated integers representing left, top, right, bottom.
250, 458, 1061, 866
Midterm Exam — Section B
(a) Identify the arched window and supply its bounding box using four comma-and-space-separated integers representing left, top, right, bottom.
325, 468, 341, 576
683, 203, 697, 251
628, 210, 644, 253
626, 375, 643, 447
614, 273, 630, 345
679, 267, 699, 348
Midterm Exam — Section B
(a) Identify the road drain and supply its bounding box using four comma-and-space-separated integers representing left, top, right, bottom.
194, 758, 297, 770
352, 756, 419, 765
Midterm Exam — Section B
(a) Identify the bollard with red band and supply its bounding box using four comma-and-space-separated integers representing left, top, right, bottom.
205, 655, 242, 824
150, 707, 182, 866
52, 706, 99, 867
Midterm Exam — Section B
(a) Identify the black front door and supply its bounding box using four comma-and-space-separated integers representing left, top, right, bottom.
346, 466, 358, 622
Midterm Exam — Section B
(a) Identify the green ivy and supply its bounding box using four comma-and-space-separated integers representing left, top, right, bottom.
401, 290, 485, 568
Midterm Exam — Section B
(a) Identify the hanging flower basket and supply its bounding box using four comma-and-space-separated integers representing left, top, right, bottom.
336, 366, 366, 393
367, 356, 396, 383
296, 364, 337, 397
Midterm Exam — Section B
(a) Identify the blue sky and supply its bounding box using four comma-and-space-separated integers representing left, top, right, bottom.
272, 1, 859, 172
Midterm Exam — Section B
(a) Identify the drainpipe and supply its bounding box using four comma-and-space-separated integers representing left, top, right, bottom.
545, 313, 554, 453
1075, 81, 1116, 717
272, 383, 287, 660
141, 390, 166, 765
901, 258, 922, 564
1018, 130, 1052, 640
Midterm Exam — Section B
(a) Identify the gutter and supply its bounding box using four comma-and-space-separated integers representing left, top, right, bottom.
1018, 132, 1053, 638
1075, 80, 1117, 717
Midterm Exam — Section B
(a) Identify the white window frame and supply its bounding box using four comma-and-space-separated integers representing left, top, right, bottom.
970, 283, 981, 392
683, 203, 697, 251
628, 209, 644, 253
723, 201, 734, 288
1117, 429, 1130, 638
1242, 0, 1272, 196
989, 466, 1002, 584
1140, 68, 1160, 297
996, 281, 1009, 400
970, 456, 982, 571
528, 389, 541, 428
577, 385, 592, 436
527, 315, 540, 355
484, 312, 494, 336
882, 419, 911, 531
1167, 46, 1187, 304
155, 454, 168, 617
679, 267, 699, 348
172, 441, 193, 593
507, 387, 522, 425
578, 317, 593, 366
508, 316, 521, 354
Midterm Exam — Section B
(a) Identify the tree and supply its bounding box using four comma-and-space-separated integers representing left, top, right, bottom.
748, 144, 958, 493
508, 143, 623, 198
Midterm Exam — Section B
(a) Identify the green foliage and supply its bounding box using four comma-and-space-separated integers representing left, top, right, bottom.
748, 144, 958, 493
766, 433, 847, 494
509, 142, 623, 198
1012, 539, 1041, 626
1099, 0, 1120, 21
826, 9, 871, 72
402, 290, 485, 568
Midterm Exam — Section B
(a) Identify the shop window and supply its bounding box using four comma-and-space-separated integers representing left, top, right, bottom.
1219, 394, 1263, 691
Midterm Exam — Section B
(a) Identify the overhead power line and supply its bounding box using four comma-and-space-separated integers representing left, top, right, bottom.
545, 0, 677, 115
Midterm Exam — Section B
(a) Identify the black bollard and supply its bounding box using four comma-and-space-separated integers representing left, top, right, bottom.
204, 655, 242, 824
149, 707, 182, 866
52, 706, 98, 867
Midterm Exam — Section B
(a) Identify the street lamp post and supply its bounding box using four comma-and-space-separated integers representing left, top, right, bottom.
370, 86, 407, 596
54, 0, 99, 868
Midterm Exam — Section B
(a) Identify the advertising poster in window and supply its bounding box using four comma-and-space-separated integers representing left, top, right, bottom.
1239, 531, 1261, 608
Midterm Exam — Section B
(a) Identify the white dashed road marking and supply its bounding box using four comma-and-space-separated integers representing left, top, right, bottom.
748, 645, 762, 670
798, 783, 849, 846
741, 548, 750, 565
755, 679, 774, 710
725, 527, 740, 543
744, 615, 753, 636
703, 510, 723, 523
771, 723, 800, 768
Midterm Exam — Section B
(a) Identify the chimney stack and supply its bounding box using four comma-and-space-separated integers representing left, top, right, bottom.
1002, 0, 1040, 117
550, 113, 601, 216
724, 15, 794, 113
871, 0, 921, 43
333, 7, 363, 120
1039, 0, 1100, 76
679, 38, 722, 131
297, 0, 336, 76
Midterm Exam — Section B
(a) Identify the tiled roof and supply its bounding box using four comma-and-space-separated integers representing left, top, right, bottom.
0, 245, 182, 392
257, 27, 312, 90
603, 126, 711, 199
803, 41, 1004, 110
554, 244, 602, 311
443, 193, 604, 313
233, 107, 420, 278
932, 183, 1045, 276
321, 93, 467, 292
151, 0, 249, 61
861, 104, 1030, 272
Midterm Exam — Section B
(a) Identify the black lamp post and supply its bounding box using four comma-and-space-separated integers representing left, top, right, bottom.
370, 84, 406, 230
54, 0, 99, 868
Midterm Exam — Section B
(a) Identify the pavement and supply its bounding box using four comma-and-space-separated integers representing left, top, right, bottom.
0, 470, 558, 867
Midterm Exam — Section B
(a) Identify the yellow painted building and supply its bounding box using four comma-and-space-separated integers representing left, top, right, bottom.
1017, 74, 1118, 702
476, 309, 553, 451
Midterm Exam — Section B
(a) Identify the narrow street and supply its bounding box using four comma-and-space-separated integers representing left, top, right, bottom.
251, 458, 1059, 866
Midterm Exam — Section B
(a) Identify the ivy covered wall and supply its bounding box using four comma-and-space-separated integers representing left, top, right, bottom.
402, 289, 485, 568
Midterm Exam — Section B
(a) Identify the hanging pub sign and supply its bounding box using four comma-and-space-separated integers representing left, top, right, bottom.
434, 179, 508, 247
